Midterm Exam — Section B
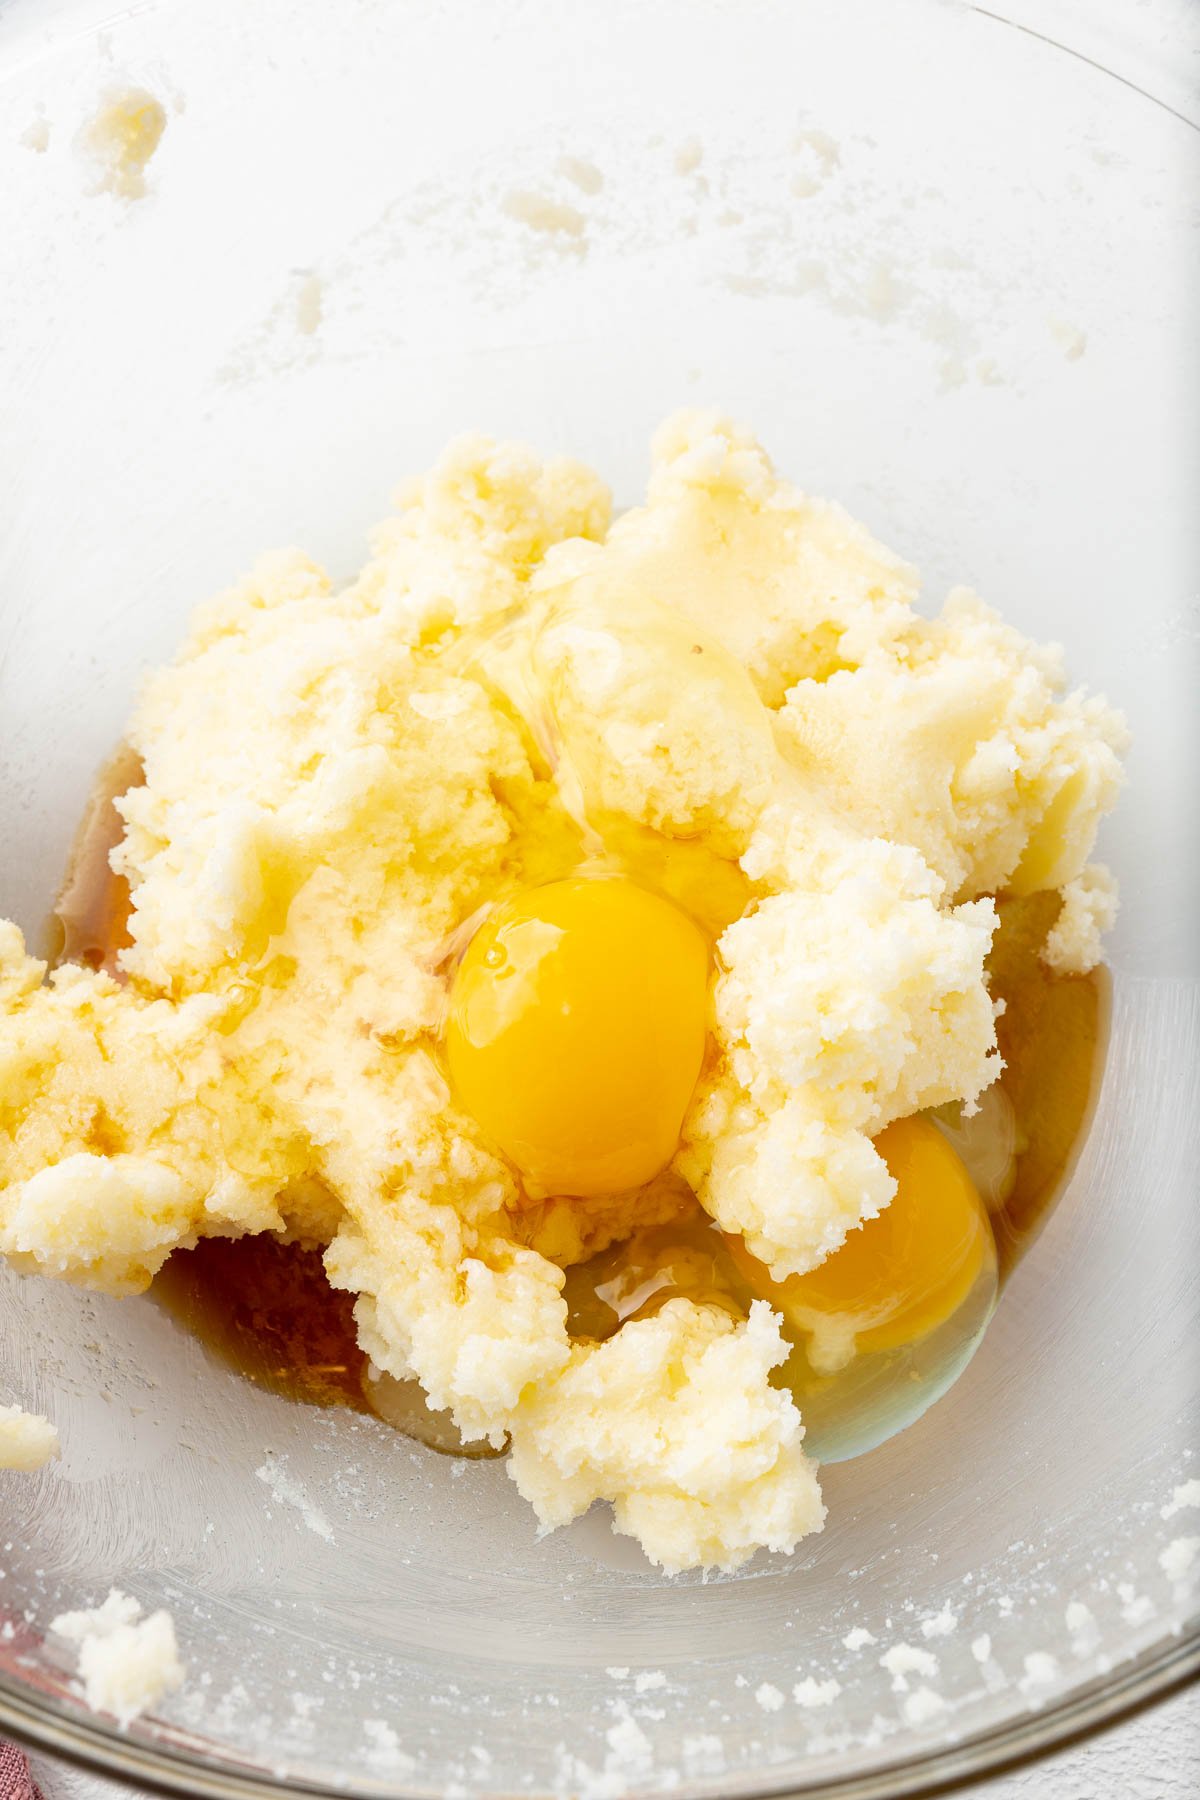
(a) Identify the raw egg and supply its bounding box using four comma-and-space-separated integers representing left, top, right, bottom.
446, 875, 709, 1197
745, 1115, 996, 1372
563, 1115, 999, 1463
735, 1115, 999, 1460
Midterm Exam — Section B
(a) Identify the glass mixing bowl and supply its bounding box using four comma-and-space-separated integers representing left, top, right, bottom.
1, 0, 1197, 1792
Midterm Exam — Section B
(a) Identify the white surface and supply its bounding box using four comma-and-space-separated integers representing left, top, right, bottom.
25, 1680, 1200, 1799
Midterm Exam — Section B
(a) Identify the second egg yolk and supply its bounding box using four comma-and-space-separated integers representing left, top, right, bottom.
445, 876, 709, 1198
731, 1115, 995, 1367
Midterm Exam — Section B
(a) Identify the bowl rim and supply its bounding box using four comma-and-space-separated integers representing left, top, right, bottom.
2, 1625, 1197, 1798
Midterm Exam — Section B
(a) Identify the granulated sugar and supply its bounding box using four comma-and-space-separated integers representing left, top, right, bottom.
880, 1645, 939, 1693
1160, 1481, 1200, 1521
1159, 1537, 1200, 1583
902, 1686, 947, 1726
255, 1455, 336, 1543
793, 1677, 842, 1709
1019, 1651, 1060, 1706
634, 1671, 667, 1694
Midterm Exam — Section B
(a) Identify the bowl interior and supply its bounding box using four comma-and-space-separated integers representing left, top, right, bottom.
1, 0, 1197, 1793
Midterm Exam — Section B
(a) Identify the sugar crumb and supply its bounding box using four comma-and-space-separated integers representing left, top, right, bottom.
902, 1686, 946, 1726
255, 1458, 334, 1543
1019, 1651, 1059, 1704
501, 190, 587, 240
50, 1588, 183, 1727
1161, 1480, 1200, 1521
1065, 1601, 1097, 1650
557, 155, 604, 196
1047, 316, 1087, 362
674, 137, 703, 176
605, 1712, 651, 1766
880, 1644, 939, 1692
295, 274, 323, 337
0, 1403, 60, 1471
793, 1676, 841, 1709
20, 115, 51, 154
792, 127, 840, 174
80, 87, 167, 200
1160, 1536, 1199, 1583
1117, 1582, 1155, 1627
363, 1718, 415, 1773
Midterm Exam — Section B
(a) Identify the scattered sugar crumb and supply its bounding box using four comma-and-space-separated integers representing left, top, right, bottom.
674, 136, 703, 176
20, 115, 51, 154
843, 1627, 876, 1652
605, 1712, 651, 1766
793, 1676, 841, 1709
1047, 316, 1087, 361
997, 1596, 1014, 1616
80, 87, 167, 199
1161, 1480, 1200, 1521
0, 1402, 60, 1471
919, 1604, 957, 1640
50, 1589, 183, 1727
1159, 1536, 1199, 1583
363, 1719, 415, 1773
255, 1458, 334, 1543
970, 1634, 992, 1665
1117, 1582, 1156, 1627
1019, 1651, 1059, 1703
501, 190, 586, 240
903, 1686, 947, 1726
880, 1644, 939, 1692
792, 127, 840, 174
605, 1667, 630, 1680
861, 261, 903, 322
1065, 1602, 1098, 1650
634, 1670, 667, 1693
295, 274, 323, 337
755, 1682, 785, 1712
557, 155, 604, 196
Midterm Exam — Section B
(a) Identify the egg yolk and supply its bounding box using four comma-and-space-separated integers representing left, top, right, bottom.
732, 1115, 995, 1362
445, 876, 709, 1198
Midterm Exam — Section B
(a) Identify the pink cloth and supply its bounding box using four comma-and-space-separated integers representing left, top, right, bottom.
0, 1742, 42, 1800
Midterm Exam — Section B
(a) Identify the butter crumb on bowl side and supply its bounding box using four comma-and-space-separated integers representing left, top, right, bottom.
49, 1589, 184, 1729
0, 1401, 60, 1471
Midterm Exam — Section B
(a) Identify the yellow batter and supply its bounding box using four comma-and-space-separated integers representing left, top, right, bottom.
0, 414, 1126, 1570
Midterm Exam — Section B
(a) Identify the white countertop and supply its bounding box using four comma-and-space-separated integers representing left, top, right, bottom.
24, 1679, 1200, 1800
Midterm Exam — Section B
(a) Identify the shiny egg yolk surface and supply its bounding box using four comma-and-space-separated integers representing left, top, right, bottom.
446, 876, 709, 1198
734, 1115, 994, 1360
